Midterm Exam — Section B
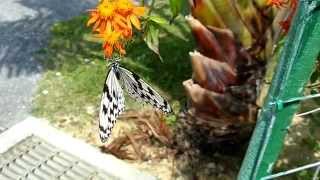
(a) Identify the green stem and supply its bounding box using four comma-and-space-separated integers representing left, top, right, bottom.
147, 0, 156, 16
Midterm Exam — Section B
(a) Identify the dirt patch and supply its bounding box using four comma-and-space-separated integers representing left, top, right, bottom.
96, 109, 243, 180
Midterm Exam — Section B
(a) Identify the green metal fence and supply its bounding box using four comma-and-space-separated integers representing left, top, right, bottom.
238, 0, 320, 179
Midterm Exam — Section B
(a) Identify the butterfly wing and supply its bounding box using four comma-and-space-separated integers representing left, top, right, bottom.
118, 66, 172, 113
99, 67, 125, 142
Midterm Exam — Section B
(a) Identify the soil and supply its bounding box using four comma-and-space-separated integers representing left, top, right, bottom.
51, 109, 317, 180
97, 109, 243, 180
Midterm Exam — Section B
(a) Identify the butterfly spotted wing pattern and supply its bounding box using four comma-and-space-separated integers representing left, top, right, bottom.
118, 67, 172, 114
99, 62, 172, 143
99, 66, 125, 142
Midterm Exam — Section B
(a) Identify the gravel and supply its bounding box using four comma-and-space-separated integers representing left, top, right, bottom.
0, 0, 96, 129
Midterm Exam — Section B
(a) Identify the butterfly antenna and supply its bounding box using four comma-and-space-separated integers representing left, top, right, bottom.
104, 55, 122, 67
113, 56, 121, 62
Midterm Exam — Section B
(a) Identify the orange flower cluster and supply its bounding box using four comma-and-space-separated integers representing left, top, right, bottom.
267, 0, 288, 8
87, 0, 145, 58
267, 0, 298, 33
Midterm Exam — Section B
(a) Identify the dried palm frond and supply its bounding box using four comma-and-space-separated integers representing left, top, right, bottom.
100, 110, 173, 160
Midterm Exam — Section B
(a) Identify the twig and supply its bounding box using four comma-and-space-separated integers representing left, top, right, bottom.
118, 115, 140, 120
307, 82, 320, 88
138, 119, 170, 145
147, 0, 156, 16
118, 111, 152, 120
171, 154, 176, 180
126, 132, 144, 160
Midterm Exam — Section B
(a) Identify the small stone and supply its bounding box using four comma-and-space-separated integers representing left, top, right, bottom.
84, 58, 90, 63
42, 90, 49, 95
217, 164, 224, 172
207, 163, 216, 170
296, 132, 302, 136
55, 72, 62, 76
86, 106, 95, 115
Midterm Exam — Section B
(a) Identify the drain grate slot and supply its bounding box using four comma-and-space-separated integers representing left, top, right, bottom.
0, 136, 118, 180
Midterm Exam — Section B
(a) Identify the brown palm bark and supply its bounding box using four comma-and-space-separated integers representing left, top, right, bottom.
175, 1, 274, 153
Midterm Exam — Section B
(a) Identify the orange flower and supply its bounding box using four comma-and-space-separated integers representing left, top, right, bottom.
279, 20, 290, 33
267, 0, 288, 8
117, 0, 146, 29
96, 30, 126, 58
87, 0, 127, 34
87, 0, 145, 37
87, 0, 145, 58
268, 0, 298, 33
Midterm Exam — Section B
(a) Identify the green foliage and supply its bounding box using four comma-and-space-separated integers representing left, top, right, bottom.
165, 115, 177, 126
169, 0, 183, 20
144, 22, 162, 60
148, 15, 169, 25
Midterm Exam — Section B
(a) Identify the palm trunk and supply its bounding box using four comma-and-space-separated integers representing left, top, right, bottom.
175, 0, 274, 153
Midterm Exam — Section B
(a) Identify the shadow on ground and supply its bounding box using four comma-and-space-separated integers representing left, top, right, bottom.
0, 0, 96, 128
0, 0, 95, 77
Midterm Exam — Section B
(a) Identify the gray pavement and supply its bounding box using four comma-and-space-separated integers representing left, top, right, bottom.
0, 117, 156, 179
0, 0, 96, 129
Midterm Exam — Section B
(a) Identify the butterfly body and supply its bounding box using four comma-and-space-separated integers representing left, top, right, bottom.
99, 61, 172, 142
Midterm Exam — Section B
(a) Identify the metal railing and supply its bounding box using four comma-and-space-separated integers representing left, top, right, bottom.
238, 0, 320, 179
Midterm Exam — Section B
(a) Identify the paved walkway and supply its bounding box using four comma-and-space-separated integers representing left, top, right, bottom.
0, 117, 155, 179
0, 0, 95, 129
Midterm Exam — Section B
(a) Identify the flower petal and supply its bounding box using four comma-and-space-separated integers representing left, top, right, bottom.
126, 16, 132, 30
87, 14, 99, 26
93, 19, 101, 32
106, 21, 112, 34
114, 14, 128, 28
130, 15, 141, 30
133, 7, 145, 16
99, 20, 107, 33
115, 43, 126, 55
103, 43, 113, 58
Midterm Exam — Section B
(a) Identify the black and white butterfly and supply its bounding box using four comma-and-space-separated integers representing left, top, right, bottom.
99, 61, 172, 142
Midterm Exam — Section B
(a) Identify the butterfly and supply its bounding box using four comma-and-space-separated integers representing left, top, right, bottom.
99, 60, 172, 142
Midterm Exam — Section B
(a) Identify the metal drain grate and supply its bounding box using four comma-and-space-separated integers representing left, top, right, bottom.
0, 135, 118, 180
0, 126, 7, 133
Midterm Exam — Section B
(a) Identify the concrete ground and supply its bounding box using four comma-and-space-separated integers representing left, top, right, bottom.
0, 117, 156, 180
0, 0, 96, 130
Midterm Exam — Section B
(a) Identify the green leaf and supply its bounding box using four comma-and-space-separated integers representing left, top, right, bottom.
148, 15, 168, 25
144, 24, 162, 61
169, 0, 182, 21
165, 115, 177, 126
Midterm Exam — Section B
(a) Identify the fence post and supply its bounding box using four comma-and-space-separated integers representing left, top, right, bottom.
238, 0, 320, 179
